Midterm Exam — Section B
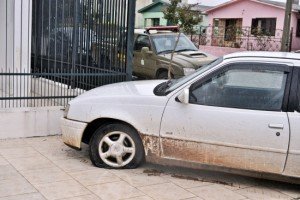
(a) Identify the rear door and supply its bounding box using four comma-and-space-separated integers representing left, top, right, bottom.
284, 67, 300, 178
160, 62, 292, 174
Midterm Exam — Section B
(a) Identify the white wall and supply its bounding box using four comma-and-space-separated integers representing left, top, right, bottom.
0, 107, 63, 139
0, 0, 32, 107
0, 0, 32, 71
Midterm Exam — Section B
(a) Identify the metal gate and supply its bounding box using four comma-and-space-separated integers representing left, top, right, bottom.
0, 0, 135, 108
32, 0, 135, 90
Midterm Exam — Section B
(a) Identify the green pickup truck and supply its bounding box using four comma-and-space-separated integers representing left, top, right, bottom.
133, 27, 216, 79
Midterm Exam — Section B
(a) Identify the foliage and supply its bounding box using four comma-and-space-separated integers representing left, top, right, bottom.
163, 0, 202, 34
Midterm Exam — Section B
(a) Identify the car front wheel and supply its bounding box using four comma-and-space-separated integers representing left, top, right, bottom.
89, 123, 145, 169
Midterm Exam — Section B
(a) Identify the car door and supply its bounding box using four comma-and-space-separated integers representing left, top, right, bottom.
160, 62, 292, 174
284, 67, 300, 178
133, 35, 153, 78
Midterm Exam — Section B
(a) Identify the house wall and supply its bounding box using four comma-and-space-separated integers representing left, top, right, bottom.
135, 0, 152, 28
207, 0, 300, 51
201, 15, 210, 27
142, 12, 168, 27
291, 13, 300, 51
207, 0, 285, 29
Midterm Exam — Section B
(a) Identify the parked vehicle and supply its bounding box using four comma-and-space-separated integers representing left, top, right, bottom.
61, 52, 300, 181
133, 26, 216, 79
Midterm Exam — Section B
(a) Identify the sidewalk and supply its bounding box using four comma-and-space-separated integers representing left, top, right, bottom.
0, 136, 299, 200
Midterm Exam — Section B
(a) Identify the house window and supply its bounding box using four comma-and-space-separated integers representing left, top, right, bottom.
225, 19, 238, 42
296, 19, 300, 37
152, 18, 160, 26
213, 19, 220, 36
251, 18, 276, 36
144, 18, 160, 27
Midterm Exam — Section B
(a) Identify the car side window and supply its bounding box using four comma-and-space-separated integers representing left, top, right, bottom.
190, 67, 288, 111
134, 35, 151, 51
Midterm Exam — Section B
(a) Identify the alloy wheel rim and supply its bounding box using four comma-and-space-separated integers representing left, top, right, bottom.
98, 131, 136, 168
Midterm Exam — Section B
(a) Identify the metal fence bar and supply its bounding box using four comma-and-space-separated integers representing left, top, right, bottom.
189, 25, 286, 52
1, 0, 135, 108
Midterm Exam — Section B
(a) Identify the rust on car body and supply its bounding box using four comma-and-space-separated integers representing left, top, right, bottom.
160, 137, 283, 174
140, 134, 161, 158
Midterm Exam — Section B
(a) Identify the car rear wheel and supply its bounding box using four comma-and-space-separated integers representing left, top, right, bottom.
89, 123, 145, 169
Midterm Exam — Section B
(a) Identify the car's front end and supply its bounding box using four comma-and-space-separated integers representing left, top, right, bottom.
61, 112, 88, 150
150, 33, 216, 78
61, 80, 168, 150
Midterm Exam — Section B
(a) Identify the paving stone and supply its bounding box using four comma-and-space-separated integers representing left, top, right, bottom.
278, 188, 300, 199
20, 167, 72, 185
257, 181, 300, 199
119, 173, 169, 187
0, 147, 40, 159
0, 178, 36, 198
123, 196, 154, 200
164, 175, 212, 189
236, 186, 292, 200
23, 136, 62, 145
188, 184, 246, 200
7, 156, 55, 171
70, 168, 120, 186
182, 197, 204, 200
139, 182, 195, 200
0, 139, 30, 150
109, 167, 148, 179
51, 158, 95, 173
88, 181, 144, 200
38, 148, 85, 161
0, 193, 46, 200
60, 194, 101, 200
0, 156, 9, 166
0, 165, 23, 180
35, 180, 91, 200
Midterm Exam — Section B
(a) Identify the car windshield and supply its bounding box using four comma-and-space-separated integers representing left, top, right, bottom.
164, 57, 223, 94
151, 34, 198, 54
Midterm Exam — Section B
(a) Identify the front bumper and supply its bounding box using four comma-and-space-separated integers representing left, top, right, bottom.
61, 118, 88, 149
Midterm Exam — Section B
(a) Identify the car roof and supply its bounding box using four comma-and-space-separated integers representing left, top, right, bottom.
224, 51, 300, 61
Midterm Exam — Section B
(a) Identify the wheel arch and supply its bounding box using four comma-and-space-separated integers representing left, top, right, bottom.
82, 118, 142, 145
155, 68, 168, 78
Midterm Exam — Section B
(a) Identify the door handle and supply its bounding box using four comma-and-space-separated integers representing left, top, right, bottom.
268, 124, 284, 129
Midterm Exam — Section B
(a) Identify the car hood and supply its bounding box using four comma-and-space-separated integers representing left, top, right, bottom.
71, 80, 165, 103
160, 50, 216, 68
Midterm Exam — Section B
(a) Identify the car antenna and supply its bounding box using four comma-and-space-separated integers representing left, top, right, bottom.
168, 28, 181, 80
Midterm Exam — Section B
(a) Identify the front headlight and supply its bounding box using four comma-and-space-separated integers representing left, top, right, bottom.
64, 104, 70, 118
183, 68, 196, 76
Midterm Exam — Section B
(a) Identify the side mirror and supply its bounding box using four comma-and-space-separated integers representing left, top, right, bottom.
177, 88, 190, 104
141, 47, 152, 56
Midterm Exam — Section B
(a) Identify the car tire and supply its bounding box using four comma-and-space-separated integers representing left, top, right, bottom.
89, 123, 145, 169
157, 70, 170, 79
